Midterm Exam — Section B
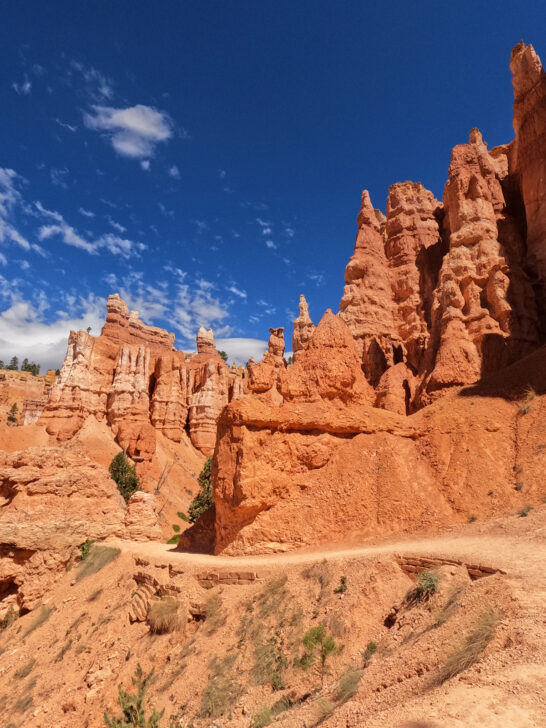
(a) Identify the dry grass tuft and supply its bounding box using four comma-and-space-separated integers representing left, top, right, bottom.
256, 575, 289, 618
148, 597, 181, 634
334, 666, 363, 703
75, 545, 120, 582
14, 658, 35, 679
302, 560, 331, 601
204, 592, 226, 633
435, 610, 498, 684
314, 698, 335, 724
23, 606, 54, 637
200, 654, 242, 718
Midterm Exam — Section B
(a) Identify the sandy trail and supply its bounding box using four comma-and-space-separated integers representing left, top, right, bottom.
110, 528, 546, 582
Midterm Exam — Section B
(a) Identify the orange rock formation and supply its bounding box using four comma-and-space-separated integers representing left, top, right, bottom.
180, 43, 546, 555
40, 293, 243, 459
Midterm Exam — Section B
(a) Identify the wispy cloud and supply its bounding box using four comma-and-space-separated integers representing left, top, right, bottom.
226, 284, 247, 300
12, 78, 32, 95
50, 167, 69, 188
0, 168, 37, 253
70, 61, 113, 101
84, 104, 173, 159
56, 119, 77, 132
79, 207, 95, 218
265, 239, 276, 249
36, 202, 145, 258
169, 164, 180, 178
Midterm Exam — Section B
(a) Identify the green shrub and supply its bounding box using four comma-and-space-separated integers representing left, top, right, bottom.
298, 626, 343, 686
80, 540, 94, 561
406, 569, 440, 604
104, 663, 163, 727
188, 457, 213, 522
109, 452, 139, 503
252, 706, 273, 728
518, 505, 532, 517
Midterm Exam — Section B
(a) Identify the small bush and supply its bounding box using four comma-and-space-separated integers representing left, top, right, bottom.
80, 540, 94, 561
435, 611, 498, 683
75, 545, 120, 582
14, 659, 35, 679
406, 569, 439, 604
23, 606, 54, 637
88, 589, 103, 602
515, 482, 523, 492
518, 505, 532, 518
468, 514, 477, 523
362, 641, 377, 665
104, 663, 164, 727
333, 576, 347, 594
518, 402, 531, 415
298, 626, 343, 686
188, 457, 213, 522
109, 452, 139, 503
148, 597, 181, 634
252, 636, 287, 689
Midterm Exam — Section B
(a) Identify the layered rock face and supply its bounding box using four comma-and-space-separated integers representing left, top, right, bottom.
338, 44, 545, 410
511, 42, 546, 336
39, 294, 243, 458
0, 444, 161, 613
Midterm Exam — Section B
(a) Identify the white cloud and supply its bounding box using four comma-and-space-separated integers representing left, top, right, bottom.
215, 338, 268, 366
308, 273, 325, 286
36, 202, 145, 258
0, 294, 105, 370
84, 104, 173, 159
226, 285, 247, 300
140, 160, 151, 171
218, 169, 226, 179
12, 79, 32, 95
0, 252, 6, 266
284, 226, 295, 237
256, 217, 270, 229
173, 281, 231, 341
79, 207, 95, 218
265, 240, 276, 249
169, 165, 180, 178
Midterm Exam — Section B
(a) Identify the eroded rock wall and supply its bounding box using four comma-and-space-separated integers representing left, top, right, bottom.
39, 294, 243, 459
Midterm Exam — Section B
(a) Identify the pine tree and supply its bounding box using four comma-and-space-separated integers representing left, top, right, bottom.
104, 664, 164, 727
7, 403, 18, 425
7, 356, 18, 371
188, 457, 213, 522
109, 452, 139, 502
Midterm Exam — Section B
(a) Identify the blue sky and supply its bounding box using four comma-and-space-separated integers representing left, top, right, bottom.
0, 1, 544, 369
